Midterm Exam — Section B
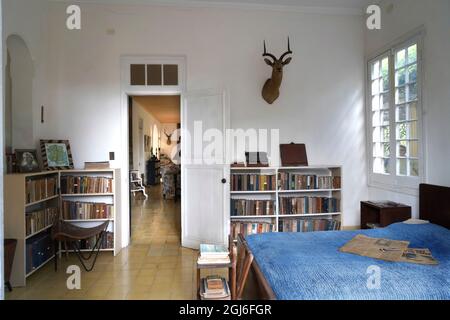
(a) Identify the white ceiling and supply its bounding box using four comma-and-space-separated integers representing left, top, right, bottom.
180, 0, 373, 9
56, 0, 373, 12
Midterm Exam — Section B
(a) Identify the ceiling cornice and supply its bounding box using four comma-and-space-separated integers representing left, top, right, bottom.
49, 0, 366, 16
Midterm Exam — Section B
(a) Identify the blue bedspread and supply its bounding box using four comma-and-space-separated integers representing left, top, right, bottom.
246, 223, 450, 300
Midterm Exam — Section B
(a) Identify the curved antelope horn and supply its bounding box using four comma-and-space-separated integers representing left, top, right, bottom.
279, 37, 293, 62
262, 40, 277, 62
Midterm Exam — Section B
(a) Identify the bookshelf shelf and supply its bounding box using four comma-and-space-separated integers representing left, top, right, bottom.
25, 195, 59, 207
278, 212, 342, 218
64, 219, 114, 222
229, 166, 343, 238
5, 169, 121, 288
25, 224, 54, 240
278, 189, 341, 193
61, 193, 115, 197
26, 256, 55, 278
231, 215, 277, 219
230, 191, 276, 194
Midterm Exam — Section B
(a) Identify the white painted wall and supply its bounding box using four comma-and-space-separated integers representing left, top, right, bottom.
161, 123, 179, 158
6, 35, 34, 150
3, 2, 368, 251
43, 3, 367, 228
131, 99, 161, 180
365, 0, 450, 217
2, 0, 49, 150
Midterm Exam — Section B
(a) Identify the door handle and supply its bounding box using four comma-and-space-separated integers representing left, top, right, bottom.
221, 179, 227, 184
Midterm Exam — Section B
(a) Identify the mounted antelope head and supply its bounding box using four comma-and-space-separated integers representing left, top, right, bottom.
262, 38, 293, 104
164, 129, 173, 146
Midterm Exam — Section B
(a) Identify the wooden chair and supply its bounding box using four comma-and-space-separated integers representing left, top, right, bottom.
235, 234, 254, 300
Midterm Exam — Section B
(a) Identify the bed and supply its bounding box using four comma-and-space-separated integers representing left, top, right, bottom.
240, 184, 450, 300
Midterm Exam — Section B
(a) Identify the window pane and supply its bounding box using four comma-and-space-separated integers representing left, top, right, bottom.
407, 83, 418, 101
373, 143, 390, 158
130, 64, 146, 85
396, 49, 406, 69
395, 68, 406, 86
397, 140, 419, 159
380, 93, 389, 110
397, 158, 407, 175
396, 121, 418, 140
147, 64, 162, 85
408, 102, 418, 120
381, 57, 389, 78
407, 64, 417, 83
396, 87, 406, 104
396, 105, 407, 122
163, 64, 178, 86
374, 157, 390, 174
382, 76, 389, 92
371, 61, 380, 80
372, 79, 380, 95
410, 159, 419, 177
407, 44, 417, 64
372, 95, 380, 111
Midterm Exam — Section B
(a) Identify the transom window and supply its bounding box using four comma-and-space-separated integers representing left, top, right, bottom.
368, 34, 423, 191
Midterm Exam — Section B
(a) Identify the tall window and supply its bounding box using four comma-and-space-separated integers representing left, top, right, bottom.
368, 35, 422, 191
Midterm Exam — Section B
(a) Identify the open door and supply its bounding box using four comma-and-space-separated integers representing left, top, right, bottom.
181, 89, 229, 249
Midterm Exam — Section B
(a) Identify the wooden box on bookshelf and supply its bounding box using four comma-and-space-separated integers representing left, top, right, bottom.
229, 166, 342, 239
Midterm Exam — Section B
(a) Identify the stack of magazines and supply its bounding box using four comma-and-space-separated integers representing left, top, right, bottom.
197, 244, 230, 265
199, 275, 231, 300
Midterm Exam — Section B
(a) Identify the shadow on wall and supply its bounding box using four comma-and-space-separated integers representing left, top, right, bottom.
5, 34, 34, 153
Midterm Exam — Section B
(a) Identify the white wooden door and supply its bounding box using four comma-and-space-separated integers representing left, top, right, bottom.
181, 89, 229, 249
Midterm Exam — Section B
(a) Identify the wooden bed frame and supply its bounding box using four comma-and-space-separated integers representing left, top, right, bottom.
238, 183, 450, 300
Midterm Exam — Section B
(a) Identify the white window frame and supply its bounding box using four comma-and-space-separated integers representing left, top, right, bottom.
366, 30, 425, 196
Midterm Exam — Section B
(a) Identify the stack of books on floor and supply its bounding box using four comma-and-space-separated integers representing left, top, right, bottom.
199, 275, 231, 300
197, 244, 230, 265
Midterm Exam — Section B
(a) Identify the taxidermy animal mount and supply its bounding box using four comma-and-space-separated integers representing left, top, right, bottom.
262, 38, 293, 104
164, 130, 173, 146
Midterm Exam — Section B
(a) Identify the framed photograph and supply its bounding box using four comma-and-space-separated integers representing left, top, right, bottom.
40, 140, 74, 170
144, 135, 151, 153
15, 149, 40, 173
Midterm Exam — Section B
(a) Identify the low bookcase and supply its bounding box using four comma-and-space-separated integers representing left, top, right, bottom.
230, 166, 342, 238
4, 169, 121, 287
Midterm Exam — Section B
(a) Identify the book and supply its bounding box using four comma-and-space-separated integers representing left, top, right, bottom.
200, 244, 229, 257
231, 199, 275, 216
200, 276, 230, 300
60, 176, 113, 194
197, 256, 231, 265
62, 200, 114, 220
84, 161, 110, 170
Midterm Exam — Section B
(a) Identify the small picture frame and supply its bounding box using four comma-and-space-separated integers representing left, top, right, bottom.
40, 140, 74, 170
15, 149, 41, 173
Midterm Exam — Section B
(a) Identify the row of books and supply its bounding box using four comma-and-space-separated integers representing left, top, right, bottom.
278, 218, 341, 232
198, 244, 230, 265
77, 232, 114, 250
231, 174, 276, 191
279, 197, 340, 215
62, 201, 114, 220
278, 173, 341, 190
61, 176, 113, 194
200, 276, 231, 300
26, 177, 58, 204
25, 207, 58, 237
231, 199, 275, 216
231, 220, 275, 238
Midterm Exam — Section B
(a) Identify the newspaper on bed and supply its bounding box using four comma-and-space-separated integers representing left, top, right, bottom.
340, 235, 439, 265
339, 234, 410, 262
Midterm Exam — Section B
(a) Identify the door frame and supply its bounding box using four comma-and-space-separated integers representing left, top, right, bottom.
120, 55, 186, 248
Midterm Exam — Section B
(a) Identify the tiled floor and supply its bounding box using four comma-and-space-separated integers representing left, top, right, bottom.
6, 186, 224, 300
